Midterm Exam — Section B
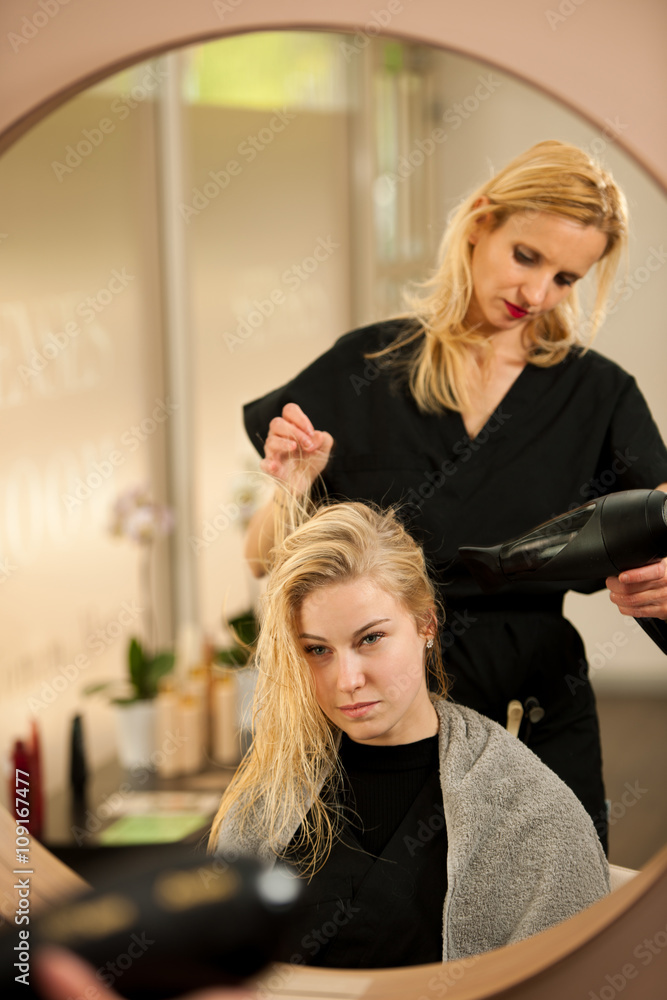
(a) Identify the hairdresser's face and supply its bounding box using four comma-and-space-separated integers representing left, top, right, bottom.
298, 577, 437, 746
466, 208, 608, 337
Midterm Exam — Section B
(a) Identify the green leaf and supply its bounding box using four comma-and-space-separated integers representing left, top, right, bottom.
82, 681, 114, 697
128, 637, 146, 696
215, 646, 247, 667
228, 610, 259, 647
145, 651, 175, 698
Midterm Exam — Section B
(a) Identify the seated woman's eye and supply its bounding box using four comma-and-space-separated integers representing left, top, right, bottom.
304, 644, 329, 656
360, 632, 384, 646
554, 273, 575, 287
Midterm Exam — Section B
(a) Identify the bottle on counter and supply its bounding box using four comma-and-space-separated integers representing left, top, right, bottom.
154, 679, 182, 778
29, 718, 45, 839
211, 670, 239, 767
69, 714, 87, 804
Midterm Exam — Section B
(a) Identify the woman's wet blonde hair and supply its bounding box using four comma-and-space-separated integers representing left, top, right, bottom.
373, 139, 628, 413
209, 501, 447, 874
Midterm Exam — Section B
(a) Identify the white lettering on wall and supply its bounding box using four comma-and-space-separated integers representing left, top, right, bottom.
0, 294, 115, 407
0, 438, 116, 565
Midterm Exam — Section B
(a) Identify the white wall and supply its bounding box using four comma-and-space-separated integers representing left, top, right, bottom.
0, 78, 172, 795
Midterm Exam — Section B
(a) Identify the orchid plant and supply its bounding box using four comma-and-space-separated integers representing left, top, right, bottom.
86, 486, 176, 703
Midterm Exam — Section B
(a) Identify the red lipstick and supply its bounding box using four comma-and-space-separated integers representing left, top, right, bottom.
504, 300, 529, 319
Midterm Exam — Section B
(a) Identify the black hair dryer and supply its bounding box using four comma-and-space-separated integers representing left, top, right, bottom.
456, 489, 667, 655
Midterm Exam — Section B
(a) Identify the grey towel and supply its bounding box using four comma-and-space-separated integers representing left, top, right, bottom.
216, 698, 610, 960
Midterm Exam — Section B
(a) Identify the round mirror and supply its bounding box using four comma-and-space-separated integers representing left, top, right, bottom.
0, 12, 665, 887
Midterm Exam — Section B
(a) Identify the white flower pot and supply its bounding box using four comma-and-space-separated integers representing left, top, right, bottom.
113, 700, 157, 770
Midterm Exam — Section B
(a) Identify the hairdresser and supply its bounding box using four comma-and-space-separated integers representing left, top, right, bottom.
243, 141, 667, 852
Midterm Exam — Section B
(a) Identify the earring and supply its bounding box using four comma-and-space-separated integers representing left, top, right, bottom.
426, 639, 434, 649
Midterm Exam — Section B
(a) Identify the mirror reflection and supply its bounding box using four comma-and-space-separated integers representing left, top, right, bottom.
0, 30, 665, 899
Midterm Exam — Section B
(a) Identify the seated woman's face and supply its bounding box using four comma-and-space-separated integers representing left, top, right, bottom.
297, 576, 437, 745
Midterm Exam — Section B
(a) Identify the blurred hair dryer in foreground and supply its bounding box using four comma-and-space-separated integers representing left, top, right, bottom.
0, 847, 303, 999
455, 489, 667, 655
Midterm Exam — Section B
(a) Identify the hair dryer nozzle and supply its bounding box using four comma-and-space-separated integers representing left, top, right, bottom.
457, 544, 506, 592
456, 489, 667, 591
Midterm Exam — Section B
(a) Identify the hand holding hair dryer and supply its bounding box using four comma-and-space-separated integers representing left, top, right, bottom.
454, 489, 667, 654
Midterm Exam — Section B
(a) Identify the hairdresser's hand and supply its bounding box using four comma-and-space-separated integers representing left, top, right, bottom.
262, 402, 334, 495
34, 947, 253, 1000
606, 558, 667, 619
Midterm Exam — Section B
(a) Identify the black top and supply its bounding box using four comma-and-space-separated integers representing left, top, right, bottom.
283, 737, 448, 969
339, 732, 440, 857
244, 320, 667, 599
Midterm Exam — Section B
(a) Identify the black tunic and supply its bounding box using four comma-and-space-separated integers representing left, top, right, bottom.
244, 321, 667, 850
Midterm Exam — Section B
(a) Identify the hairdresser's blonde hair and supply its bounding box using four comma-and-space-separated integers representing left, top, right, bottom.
375, 140, 628, 413
209, 501, 447, 874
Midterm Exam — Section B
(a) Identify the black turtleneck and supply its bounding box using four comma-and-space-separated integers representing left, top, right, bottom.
338, 732, 440, 857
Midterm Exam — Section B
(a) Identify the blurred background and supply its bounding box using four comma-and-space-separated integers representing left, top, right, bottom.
0, 30, 665, 869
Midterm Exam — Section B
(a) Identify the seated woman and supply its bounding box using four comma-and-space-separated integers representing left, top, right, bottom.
210, 501, 609, 968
